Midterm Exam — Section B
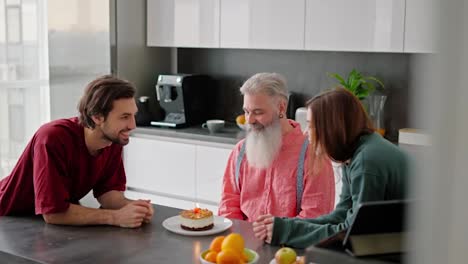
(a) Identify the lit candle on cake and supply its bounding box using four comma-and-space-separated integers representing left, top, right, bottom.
194, 203, 200, 214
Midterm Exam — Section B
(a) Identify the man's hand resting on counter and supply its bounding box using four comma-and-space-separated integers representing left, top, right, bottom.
112, 200, 154, 228
42, 196, 154, 228
98, 191, 154, 226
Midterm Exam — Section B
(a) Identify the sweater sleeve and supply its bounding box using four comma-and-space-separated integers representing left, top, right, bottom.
217, 143, 244, 220
271, 217, 346, 249
270, 180, 350, 248
271, 164, 385, 248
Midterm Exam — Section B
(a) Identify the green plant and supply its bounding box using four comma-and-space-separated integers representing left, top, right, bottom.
327, 69, 384, 100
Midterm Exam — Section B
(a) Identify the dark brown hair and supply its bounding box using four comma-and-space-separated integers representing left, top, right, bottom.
78, 75, 136, 128
306, 87, 374, 162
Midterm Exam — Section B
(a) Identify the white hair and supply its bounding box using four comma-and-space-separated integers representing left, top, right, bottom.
245, 117, 282, 169
240, 72, 289, 103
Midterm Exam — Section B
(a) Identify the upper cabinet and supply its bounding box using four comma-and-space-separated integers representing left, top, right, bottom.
305, 0, 405, 52
404, 0, 437, 53
219, 0, 305, 50
147, 0, 435, 53
147, 0, 220, 48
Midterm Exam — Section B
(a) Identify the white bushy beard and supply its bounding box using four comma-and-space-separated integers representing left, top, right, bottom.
245, 117, 282, 169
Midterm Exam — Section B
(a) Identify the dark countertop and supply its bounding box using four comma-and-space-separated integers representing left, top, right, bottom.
306, 246, 403, 264
0, 204, 403, 264
0, 252, 42, 264
132, 122, 245, 145
0, 205, 288, 264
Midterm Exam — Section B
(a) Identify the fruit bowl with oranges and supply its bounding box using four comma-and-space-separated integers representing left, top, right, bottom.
200, 233, 259, 264
236, 114, 247, 131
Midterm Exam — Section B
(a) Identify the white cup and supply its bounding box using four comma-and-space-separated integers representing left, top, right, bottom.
202, 119, 225, 133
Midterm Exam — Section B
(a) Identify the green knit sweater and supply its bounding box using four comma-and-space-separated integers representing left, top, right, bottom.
270, 133, 409, 249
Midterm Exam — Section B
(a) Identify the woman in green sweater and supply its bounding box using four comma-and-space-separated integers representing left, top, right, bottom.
252, 88, 409, 249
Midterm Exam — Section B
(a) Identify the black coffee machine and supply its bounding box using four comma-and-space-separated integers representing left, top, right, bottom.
150, 74, 213, 128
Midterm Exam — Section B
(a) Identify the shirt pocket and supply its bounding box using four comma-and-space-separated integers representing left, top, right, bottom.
275, 177, 297, 213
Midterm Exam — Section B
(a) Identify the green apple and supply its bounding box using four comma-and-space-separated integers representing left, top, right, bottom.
275, 247, 297, 264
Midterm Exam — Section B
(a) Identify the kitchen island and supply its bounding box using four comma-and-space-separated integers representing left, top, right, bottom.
0, 204, 402, 264
0, 204, 283, 263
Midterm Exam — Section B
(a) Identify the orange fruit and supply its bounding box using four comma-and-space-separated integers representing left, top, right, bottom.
236, 114, 246, 125
204, 250, 218, 263
221, 233, 245, 255
209, 236, 225, 253
216, 248, 241, 264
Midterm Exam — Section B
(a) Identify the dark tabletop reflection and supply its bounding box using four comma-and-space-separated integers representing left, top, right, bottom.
0, 205, 295, 264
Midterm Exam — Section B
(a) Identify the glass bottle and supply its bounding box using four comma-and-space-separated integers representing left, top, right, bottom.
368, 93, 387, 136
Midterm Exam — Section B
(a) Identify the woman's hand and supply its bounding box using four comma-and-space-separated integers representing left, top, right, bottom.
253, 214, 274, 244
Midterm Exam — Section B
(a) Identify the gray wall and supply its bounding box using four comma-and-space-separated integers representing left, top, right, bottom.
178, 48, 411, 140
407, 53, 436, 129
113, 0, 172, 120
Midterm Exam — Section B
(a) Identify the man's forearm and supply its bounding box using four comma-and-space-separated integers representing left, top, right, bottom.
43, 203, 115, 226
98, 190, 133, 209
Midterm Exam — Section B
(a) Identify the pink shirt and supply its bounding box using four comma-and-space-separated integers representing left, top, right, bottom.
218, 120, 335, 222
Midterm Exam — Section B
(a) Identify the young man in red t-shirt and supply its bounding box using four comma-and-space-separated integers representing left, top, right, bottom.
0, 75, 154, 228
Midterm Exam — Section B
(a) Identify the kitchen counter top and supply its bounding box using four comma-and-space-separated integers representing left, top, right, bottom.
132, 122, 245, 146
0, 205, 287, 264
0, 205, 403, 264
306, 246, 402, 264
0, 252, 40, 264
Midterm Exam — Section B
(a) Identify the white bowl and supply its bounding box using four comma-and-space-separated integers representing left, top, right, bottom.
200, 248, 259, 264
237, 123, 247, 130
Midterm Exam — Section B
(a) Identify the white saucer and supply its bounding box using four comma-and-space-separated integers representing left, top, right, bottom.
162, 215, 233, 236
269, 256, 303, 264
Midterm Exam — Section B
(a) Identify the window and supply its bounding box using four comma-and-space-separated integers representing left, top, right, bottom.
0, 0, 49, 179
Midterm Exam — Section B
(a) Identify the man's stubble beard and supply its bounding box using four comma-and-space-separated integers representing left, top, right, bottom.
102, 131, 129, 145
100, 124, 130, 146
245, 117, 282, 169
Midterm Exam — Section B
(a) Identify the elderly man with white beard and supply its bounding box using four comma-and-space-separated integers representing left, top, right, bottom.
218, 73, 335, 222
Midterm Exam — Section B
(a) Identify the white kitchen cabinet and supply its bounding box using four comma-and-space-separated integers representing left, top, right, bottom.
126, 188, 220, 212
123, 136, 196, 200
147, 0, 220, 47
124, 189, 196, 210
195, 145, 232, 206
220, 0, 305, 50
79, 191, 101, 208
404, 0, 437, 53
123, 135, 235, 212
146, 0, 436, 53
305, 0, 405, 52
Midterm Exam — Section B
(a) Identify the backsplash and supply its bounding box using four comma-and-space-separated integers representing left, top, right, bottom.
178, 48, 411, 140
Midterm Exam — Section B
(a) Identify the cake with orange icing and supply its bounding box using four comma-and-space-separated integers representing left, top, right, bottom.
179, 208, 214, 231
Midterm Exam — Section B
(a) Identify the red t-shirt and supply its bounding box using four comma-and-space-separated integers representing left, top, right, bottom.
0, 117, 126, 215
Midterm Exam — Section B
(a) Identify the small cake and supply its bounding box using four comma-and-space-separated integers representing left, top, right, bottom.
180, 208, 214, 231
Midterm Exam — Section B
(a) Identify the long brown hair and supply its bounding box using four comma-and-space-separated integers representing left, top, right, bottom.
306, 87, 374, 163
78, 75, 136, 128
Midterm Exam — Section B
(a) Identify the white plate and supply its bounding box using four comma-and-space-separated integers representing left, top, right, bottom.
162, 215, 233, 236
269, 256, 303, 264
